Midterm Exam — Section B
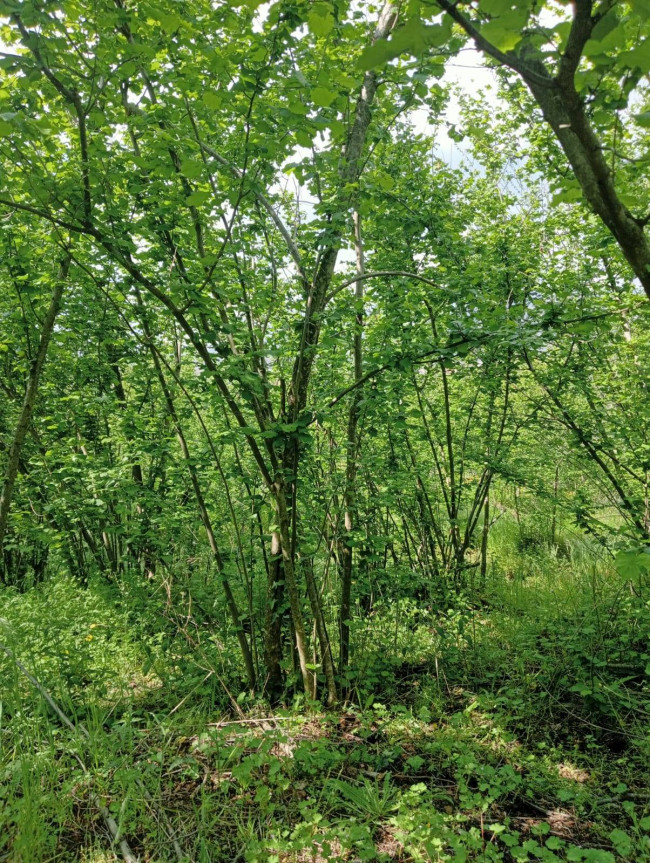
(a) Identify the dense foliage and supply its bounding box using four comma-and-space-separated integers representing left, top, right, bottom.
0, 1, 649, 860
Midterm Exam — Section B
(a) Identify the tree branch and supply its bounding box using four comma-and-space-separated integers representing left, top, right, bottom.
557, 0, 594, 86
325, 269, 441, 305
195, 139, 307, 280
434, 0, 552, 88
0, 197, 89, 234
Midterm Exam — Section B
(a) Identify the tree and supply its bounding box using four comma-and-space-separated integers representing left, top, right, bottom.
361, 0, 650, 298
1, 0, 646, 704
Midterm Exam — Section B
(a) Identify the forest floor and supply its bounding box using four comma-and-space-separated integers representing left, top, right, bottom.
1, 556, 649, 862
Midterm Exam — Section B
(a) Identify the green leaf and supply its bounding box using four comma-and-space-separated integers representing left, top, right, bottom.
0, 121, 12, 136
615, 548, 650, 579
551, 186, 583, 206
621, 39, 650, 73
295, 128, 314, 147
448, 123, 465, 142
480, 9, 529, 51
480, 0, 519, 14
155, 12, 184, 34
584, 21, 626, 58
634, 111, 650, 127
358, 39, 395, 71
566, 847, 584, 862
375, 171, 395, 190
608, 829, 632, 856
288, 98, 309, 115
359, 17, 452, 71
180, 159, 203, 179
546, 837, 564, 850
308, 4, 335, 37
590, 11, 620, 43
312, 86, 337, 107
584, 852, 615, 863
249, 44, 267, 62
631, 0, 650, 18
185, 190, 211, 206
203, 91, 222, 109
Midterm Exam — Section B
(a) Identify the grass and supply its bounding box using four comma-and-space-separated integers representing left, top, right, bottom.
0, 525, 649, 861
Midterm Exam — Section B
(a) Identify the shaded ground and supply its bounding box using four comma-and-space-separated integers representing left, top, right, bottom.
1, 571, 649, 861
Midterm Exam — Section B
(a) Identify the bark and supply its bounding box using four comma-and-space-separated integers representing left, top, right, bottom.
436, 0, 650, 299
302, 554, 338, 705
551, 466, 559, 546
340, 211, 365, 671
480, 492, 489, 587
263, 531, 285, 703
526, 70, 650, 299
0, 256, 70, 580
273, 483, 315, 700
137, 293, 257, 692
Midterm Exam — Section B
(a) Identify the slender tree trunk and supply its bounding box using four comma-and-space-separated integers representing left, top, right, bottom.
480, 492, 489, 588
273, 482, 315, 700
302, 554, 338, 705
138, 295, 257, 692
264, 531, 285, 703
551, 466, 559, 546
0, 256, 70, 581
438, 359, 462, 576
514, 486, 521, 527
340, 210, 365, 671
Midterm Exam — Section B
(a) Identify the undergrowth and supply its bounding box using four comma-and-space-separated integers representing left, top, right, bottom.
1, 531, 649, 862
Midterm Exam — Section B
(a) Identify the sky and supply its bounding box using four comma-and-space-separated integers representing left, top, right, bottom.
428, 49, 500, 166
0, 7, 503, 272
278, 43, 502, 267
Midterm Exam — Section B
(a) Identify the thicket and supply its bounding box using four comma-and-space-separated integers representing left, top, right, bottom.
0, 0, 649, 860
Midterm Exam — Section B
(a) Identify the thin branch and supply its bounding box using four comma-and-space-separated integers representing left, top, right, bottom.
195, 139, 307, 280
434, 0, 552, 88
325, 269, 441, 305
0, 197, 89, 234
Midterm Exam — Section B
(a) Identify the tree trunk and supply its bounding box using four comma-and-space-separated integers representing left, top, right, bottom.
139, 295, 257, 692
340, 210, 365, 671
551, 466, 559, 546
0, 256, 70, 580
480, 492, 489, 588
525, 72, 650, 299
264, 531, 285, 703
274, 482, 316, 700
